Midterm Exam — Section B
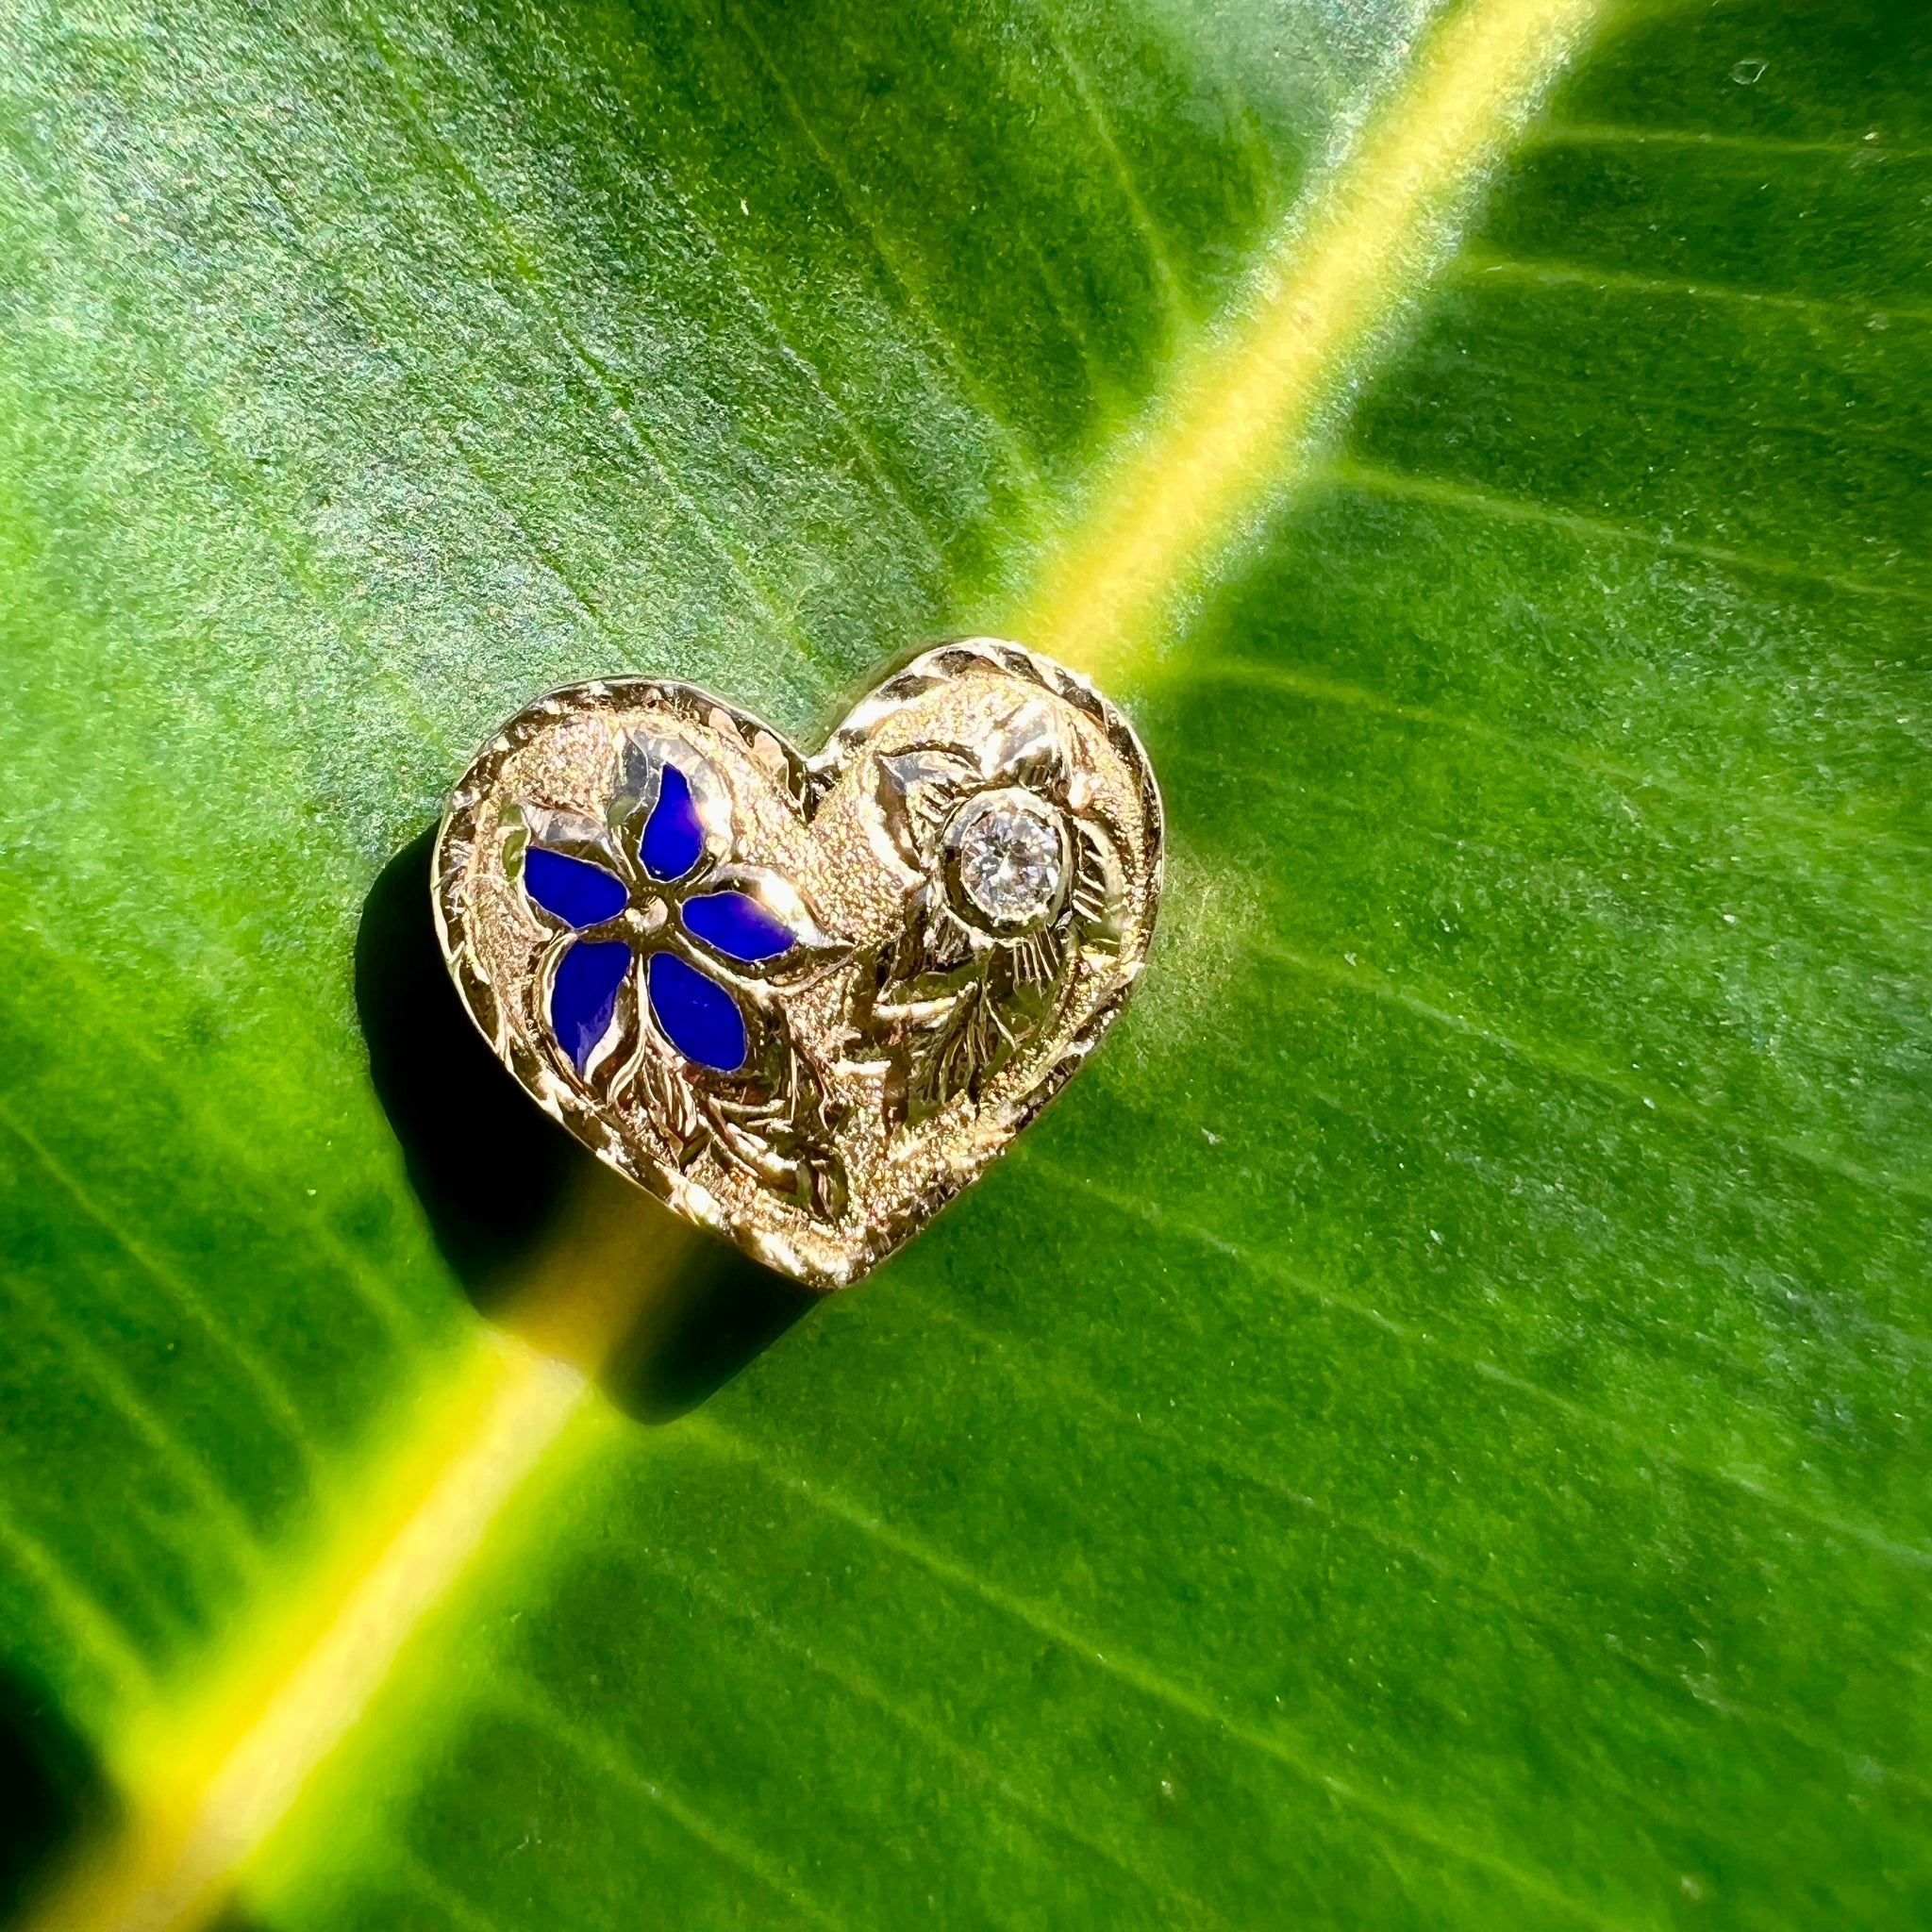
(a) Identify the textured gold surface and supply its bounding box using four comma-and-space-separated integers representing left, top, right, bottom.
433, 641, 1161, 1290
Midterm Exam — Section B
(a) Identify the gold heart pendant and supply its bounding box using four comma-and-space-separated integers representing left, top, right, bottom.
432, 640, 1162, 1290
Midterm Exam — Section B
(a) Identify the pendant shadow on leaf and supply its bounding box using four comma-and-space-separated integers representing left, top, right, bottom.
0, 1673, 274, 1932
0, 1668, 103, 1926
355, 829, 816, 1420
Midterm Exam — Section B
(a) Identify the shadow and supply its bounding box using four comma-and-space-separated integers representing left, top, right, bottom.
0, 1667, 105, 1922
204, 1909, 273, 1932
0, 1669, 279, 1932
355, 828, 815, 1422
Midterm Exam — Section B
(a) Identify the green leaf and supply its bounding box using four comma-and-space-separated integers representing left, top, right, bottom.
4, 0, 1931, 1927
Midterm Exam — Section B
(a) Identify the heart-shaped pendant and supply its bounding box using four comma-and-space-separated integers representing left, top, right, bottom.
433, 639, 1161, 1290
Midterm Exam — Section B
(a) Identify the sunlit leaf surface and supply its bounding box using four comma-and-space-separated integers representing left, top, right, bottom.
3, 0, 1930, 1925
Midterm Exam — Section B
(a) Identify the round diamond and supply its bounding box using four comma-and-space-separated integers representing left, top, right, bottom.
955, 793, 1064, 924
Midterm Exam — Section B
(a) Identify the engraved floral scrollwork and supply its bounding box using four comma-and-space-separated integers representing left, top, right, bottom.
859, 696, 1129, 1127
505, 731, 853, 1219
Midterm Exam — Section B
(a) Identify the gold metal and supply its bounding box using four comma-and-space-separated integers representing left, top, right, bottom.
432, 640, 1162, 1291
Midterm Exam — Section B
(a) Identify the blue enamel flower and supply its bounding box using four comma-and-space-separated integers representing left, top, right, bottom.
509, 736, 843, 1089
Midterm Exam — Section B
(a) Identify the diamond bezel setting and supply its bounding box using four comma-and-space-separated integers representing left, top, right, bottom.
948, 790, 1067, 930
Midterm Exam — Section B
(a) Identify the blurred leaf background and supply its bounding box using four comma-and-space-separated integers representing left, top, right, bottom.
3, 0, 1931, 1925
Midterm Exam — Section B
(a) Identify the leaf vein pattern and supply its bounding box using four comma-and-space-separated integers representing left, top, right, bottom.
1460, 251, 1932, 325
1017, 1145, 1932, 1573
349, 0, 832, 677
1324, 459, 1932, 605
920, 1297, 1449, 1575
225, 144, 620, 642
620, 1536, 1235, 1929
516, 0, 951, 570
723, 0, 1051, 499
678, 1418, 1633, 1929
1531, 123, 1932, 163
0, 920, 430, 1343
1031, 0, 1191, 333
489, 1674, 846, 1931
388, 1844, 513, 1932
0, 1103, 322, 1463
1241, 928, 1932, 1210
1010, 223, 1136, 415
0, 129, 464, 771
9, 1, 1804, 1924
0, 1491, 154, 1707
0, 1274, 267, 1584
1016, 0, 1608, 680
1187, 656, 1929, 862
923, 1293, 1924, 1791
